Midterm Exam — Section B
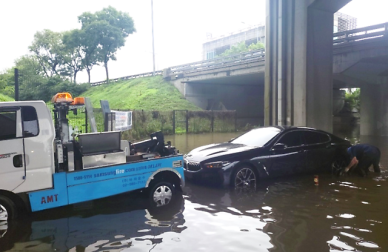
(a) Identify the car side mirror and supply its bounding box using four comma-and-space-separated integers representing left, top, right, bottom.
272, 143, 286, 151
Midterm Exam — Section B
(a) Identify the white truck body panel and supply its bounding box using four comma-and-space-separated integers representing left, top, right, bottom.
0, 138, 25, 191
0, 101, 55, 193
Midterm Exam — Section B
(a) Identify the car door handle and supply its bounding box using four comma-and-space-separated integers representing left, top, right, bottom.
13, 154, 23, 168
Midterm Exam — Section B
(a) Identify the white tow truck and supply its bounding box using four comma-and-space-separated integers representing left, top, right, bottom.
0, 93, 184, 220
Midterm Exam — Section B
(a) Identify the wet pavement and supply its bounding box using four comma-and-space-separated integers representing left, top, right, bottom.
1, 129, 388, 252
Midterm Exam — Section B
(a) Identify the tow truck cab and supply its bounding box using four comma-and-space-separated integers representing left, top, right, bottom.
0, 101, 55, 193
0, 95, 184, 220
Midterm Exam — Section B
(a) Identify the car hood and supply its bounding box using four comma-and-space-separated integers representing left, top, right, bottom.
185, 142, 257, 161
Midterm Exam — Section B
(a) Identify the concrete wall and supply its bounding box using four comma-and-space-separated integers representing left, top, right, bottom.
184, 83, 264, 127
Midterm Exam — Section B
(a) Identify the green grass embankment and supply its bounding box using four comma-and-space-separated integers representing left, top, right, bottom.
0, 93, 14, 102
73, 76, 235, 139
80, 76, 201, 110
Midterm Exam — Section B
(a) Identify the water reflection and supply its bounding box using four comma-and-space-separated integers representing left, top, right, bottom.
0, 192, 185, 252
183, 171, 388, 252
2, 129, 388, 252
2, 174, 388, 252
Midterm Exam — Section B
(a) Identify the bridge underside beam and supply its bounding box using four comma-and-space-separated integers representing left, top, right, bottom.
265, 0, 351, 132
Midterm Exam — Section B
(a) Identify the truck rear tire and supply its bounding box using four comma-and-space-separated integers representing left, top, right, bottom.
0, 195, 17, 221
149, 181, 175, 208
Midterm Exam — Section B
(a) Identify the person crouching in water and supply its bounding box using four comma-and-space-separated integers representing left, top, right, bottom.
345, 144, 381, 177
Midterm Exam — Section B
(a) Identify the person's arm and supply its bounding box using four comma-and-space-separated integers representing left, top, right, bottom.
345, 157, 358, 172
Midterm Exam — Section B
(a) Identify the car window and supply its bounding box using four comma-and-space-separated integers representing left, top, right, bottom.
277, 131, 303, 147
231, 127, 281, 147
0, 111, 17, 141
21, 106, 39, 137
303, 131, 329, 145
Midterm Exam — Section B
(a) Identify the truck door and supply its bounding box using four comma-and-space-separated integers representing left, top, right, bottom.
0, 107, 25, 191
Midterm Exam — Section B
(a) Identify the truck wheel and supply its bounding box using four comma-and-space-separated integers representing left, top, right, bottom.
0, 196, 17, 221
149, 181, 175, 208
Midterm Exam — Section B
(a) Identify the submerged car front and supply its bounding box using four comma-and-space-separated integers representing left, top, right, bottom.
183, 127, 282, 186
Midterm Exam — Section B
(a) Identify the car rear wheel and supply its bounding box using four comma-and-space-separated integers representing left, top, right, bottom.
332, 156, 348, 176
232, 167, 257, 192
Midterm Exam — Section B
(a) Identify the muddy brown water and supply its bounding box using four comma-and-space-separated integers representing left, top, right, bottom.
2, 128, 388, 252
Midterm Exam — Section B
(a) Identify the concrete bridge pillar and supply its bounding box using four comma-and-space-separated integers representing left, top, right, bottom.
361, 84, 388, 136
265, 0, 351, 132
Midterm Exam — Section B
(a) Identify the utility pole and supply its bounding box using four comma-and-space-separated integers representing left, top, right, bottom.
151, 0, 156, 75
14, 68, 19, 101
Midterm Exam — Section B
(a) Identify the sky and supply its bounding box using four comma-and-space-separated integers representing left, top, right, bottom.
0, 0, 387, 83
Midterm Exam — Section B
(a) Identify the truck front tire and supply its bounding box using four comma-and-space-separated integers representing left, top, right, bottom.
149, 181, 175, 208
0, 195, 17, 221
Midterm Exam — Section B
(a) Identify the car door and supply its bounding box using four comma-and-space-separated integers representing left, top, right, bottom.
302, 130, 332, 172
0, 107, 25, 191
268, 131, 305, 177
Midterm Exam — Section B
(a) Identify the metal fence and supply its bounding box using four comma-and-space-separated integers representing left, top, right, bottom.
62, 107, 236, 141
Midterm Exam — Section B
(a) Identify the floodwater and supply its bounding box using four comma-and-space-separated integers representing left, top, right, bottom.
2, 128, 388, 252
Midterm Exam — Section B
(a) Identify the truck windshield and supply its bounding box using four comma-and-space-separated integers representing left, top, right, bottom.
231, 127, 281, 147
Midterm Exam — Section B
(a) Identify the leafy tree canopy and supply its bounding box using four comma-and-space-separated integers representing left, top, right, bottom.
78, 6, 136, 81
218, 41, 265, 58
62, 29, 86, 83
1, 6, 136, 102
0, 55, 89, 102
29, 30, 65, 78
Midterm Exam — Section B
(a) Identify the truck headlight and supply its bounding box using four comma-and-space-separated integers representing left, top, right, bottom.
204, 161, 230, 169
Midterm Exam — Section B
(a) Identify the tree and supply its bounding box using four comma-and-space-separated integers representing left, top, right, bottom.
248, 42, 265, 51
0, 55, 44, 98
0, 55, 90, 102
345, 88, 360, 112
78, 25, 100, 83
89, 20, 124, 81
63, 29, 86, 83
29, 30, 66, 78
218, 41, 265, 58
0, 69, 13, 96
78, 6, 135, 81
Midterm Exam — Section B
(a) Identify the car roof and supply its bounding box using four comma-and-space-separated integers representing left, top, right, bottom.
258, 125, 333, 135
253, 125, 332, 134
264, 125, 316, 131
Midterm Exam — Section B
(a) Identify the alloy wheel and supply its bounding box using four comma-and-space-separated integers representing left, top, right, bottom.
153, 185, 173, 207
0, 204, 7, 222
234, 167, 257, 191
332, 158, 347, 175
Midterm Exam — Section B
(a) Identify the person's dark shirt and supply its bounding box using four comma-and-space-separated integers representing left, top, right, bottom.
347, 144, 380, 160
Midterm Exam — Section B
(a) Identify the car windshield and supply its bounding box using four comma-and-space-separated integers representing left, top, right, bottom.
231, 127, 281, 147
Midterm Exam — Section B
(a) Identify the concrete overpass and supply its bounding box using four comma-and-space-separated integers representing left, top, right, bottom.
91, 21, 388, 135
160, 23, 388, 128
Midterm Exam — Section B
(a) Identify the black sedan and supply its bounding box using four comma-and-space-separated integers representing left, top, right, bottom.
183, 126, 350, 190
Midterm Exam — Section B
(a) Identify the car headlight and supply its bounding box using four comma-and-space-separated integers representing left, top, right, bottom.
203, 161, 230, 169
